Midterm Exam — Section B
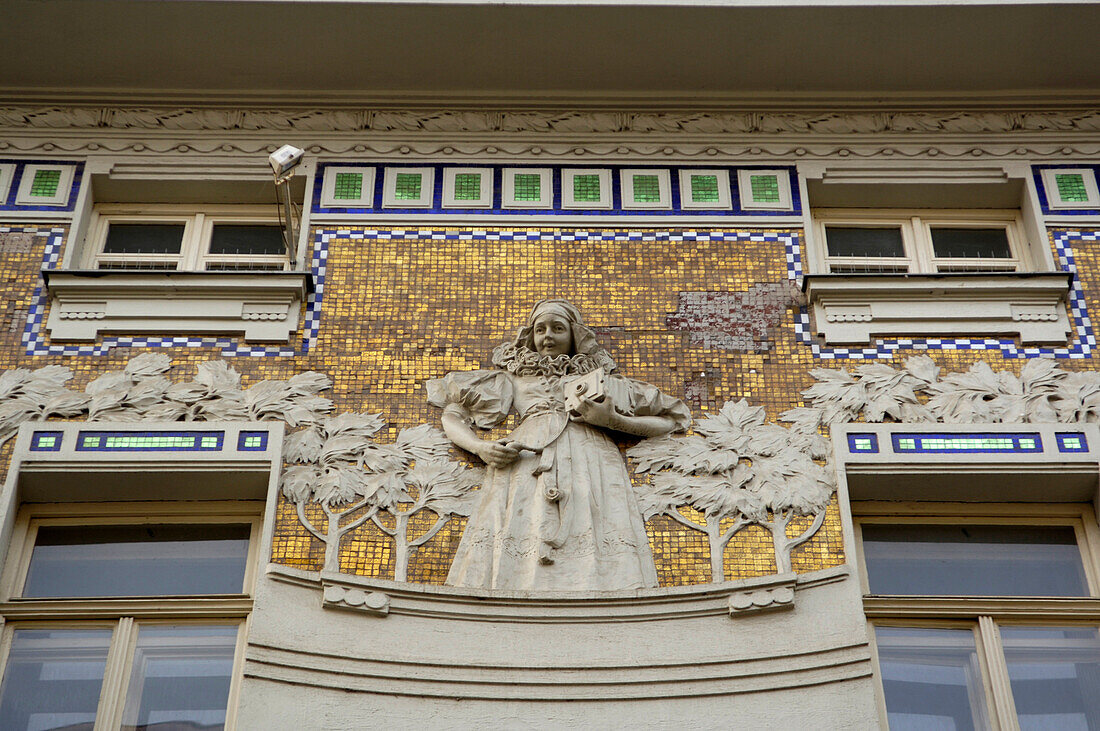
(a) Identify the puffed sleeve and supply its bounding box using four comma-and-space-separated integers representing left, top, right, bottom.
425, 370, 514, 429
609, 374, 692, 433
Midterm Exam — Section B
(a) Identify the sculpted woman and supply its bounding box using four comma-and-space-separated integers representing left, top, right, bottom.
426, 300, 691, 591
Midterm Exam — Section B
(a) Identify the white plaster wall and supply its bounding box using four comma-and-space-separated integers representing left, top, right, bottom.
237, 567, 879, 729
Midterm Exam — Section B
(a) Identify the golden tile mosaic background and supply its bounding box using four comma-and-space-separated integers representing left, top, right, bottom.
0, 223, 1096, 588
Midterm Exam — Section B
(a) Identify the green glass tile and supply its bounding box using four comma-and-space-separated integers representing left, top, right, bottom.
332, 172, 363, 200
632, 175, 662, 203
28, 169, 61, 197
83, 436, 100, 448
1019, 438, 1036, 449
244, 436, 262, 447
394, 173, 423, 200
572, 174, 602, 203
513, 174, 542, 202
690, 174, 720, 203
201, 436, 219, 448
898, 438, 916, 450
453, 173, 481, 201
1056, 173, 1090, 203
37, 436, 55, 447
1065, 438, 1082, 449
749, 174, 781, 203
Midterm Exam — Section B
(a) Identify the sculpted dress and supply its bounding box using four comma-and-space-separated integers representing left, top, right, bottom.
427, 368, 691, 591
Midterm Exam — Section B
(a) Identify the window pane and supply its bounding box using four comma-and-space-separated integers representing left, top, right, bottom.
930, 228, 1012, 259
103, 224, 185, 255
121, 625, 238, 731
862, 524, 1089, 596
875, 626, 990, 731
208, 225, 285, 256
23, 524, 250, 598
824, 227, 906, 258
0, 628, 112, 731
1001, 626, 1100, 731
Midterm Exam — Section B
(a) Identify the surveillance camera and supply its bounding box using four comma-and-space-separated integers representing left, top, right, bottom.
269, 144, 305, 178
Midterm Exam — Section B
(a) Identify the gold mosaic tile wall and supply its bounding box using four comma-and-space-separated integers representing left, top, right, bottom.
1, 223, 1096, 588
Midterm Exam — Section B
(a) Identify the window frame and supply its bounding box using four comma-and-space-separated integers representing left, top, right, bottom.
854, 501, 1100, 729
83, 203, 289, 272
0, 500, 262, 731
812, 208, 1033, 275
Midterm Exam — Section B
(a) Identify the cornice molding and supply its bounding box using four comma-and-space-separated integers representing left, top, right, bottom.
2, 107, 1100, 136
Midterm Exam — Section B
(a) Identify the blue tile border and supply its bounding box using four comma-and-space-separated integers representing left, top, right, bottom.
11, 222, 1099, 361
891, 432, 1043, 454
1033, 164, 1100, 216
75, 430, 226, 452
237, 431, 269, 451
13, 225, 328, 357
29, 431, 63, 451
0, 159, 83, 213
312, 163, 802, 217
1056, 432, 1090, 453
847, 433, 879, 453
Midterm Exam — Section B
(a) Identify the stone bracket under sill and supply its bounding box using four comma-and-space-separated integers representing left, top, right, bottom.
802, 272, 1073, 345
42, 270, 311, 343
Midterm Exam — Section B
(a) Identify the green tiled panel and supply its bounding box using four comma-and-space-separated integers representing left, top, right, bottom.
632, 175, 662, 203
572, 175, 602, 203
28, 169, 62, 197
749, 174, 781, 203
513, 174, 542, 202
453, 173, 482, 201
332, 172, 364, 200
394, 173, 423, 200
690, 175, 720, 203
1056, 173, 1090, 203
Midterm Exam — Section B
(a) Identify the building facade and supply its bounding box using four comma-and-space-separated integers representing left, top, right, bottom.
2, 1, 1100, 728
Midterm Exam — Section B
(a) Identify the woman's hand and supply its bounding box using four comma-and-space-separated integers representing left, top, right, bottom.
477, 439, 521, 469
570, 395, 618, 429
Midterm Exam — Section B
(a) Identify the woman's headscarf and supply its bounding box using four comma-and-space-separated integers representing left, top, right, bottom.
492, 299, 616, 376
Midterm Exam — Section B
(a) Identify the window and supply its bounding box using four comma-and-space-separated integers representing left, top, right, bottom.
814, 209, 1031, 274
857, 505, 1100, 730
0, 503, 260, 731
85, 205, 289, 272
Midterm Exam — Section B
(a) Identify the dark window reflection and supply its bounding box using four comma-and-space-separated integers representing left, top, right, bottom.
862, 524, 1088, 597
23, 524, 250, 598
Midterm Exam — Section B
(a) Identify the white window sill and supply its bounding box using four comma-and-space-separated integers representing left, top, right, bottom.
802, 272, 1073, 345
43, 270, 310, 342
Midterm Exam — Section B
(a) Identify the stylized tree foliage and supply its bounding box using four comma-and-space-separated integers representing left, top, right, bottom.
629, 399, 834, 579
0, 365, 89, 446
789, 355, 1094, 428
0, 354, 334, 449
281, 415, 481, 578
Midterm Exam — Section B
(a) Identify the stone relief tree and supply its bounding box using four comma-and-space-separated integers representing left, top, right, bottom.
281, 414, 482, 578
785, 355, 1099, 428
629, 399, 833, 579
366, 459, 482, 581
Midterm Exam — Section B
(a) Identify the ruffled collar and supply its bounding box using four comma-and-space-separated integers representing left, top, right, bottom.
491, 343, 616, 377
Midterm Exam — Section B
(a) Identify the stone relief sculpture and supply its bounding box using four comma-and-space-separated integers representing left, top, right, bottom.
629, 399, 834, 578
0, 354, 334, 448
427, 300, 692, 591
281, 414, 482, 577
9, 352, 1100, 592
782, 355, 1100, 428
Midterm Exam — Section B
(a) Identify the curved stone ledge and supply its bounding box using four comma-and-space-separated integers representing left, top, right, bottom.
245, 640, 872, 701
268, 563, 848, 624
